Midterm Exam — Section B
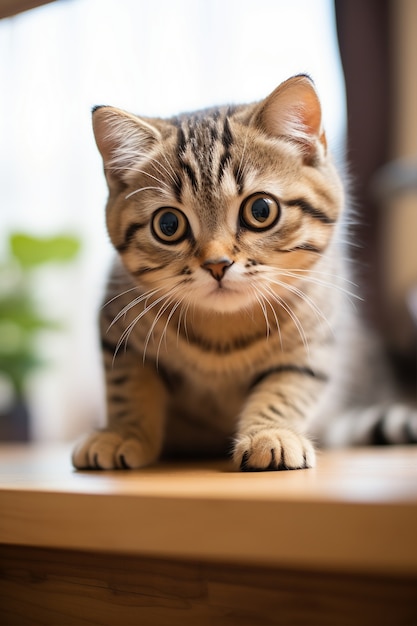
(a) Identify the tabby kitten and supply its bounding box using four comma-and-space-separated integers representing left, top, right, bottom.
72, 75, 416, 471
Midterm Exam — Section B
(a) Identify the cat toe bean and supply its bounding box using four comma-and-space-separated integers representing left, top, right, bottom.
234, 429, 315, 472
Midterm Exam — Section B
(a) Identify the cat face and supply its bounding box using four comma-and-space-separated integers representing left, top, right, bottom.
93, 76, 343, 314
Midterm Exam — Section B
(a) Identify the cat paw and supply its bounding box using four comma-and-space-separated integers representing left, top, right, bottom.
323, 403, 417, 447
371, 404, 417, 445
72, 431, 151, 470
233, 428, 315, 471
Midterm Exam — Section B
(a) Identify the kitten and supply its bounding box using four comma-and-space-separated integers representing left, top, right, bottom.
72, 75, 417, 471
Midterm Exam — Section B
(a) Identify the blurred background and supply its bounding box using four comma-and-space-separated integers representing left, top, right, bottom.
0, 0, 415, 443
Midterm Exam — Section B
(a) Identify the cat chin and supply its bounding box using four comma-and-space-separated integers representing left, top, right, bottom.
192, 287, 255, 314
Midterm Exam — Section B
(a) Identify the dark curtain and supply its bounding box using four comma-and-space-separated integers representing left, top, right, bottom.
334, 0, 392, 328
335, 0, 416, 389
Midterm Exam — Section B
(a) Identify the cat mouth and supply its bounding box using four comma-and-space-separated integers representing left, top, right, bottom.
210, 280, 237, 294
199, 281, 253, 312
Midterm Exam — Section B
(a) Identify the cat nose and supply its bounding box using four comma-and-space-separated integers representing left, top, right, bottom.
202, 257, 234, 282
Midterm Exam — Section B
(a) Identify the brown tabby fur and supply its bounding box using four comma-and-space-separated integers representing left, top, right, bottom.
72, 75, 416, 471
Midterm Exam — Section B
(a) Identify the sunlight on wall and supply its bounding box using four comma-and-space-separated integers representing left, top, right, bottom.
0, 0, 346, 441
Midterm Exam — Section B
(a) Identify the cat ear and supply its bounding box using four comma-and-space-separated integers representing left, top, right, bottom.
255, 75, 327, 163
92, 106, 161, 187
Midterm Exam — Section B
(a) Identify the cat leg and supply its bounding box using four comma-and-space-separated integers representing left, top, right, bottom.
72, 344, 167, 470
321, 403, 417, 447
233, 368, 326, 471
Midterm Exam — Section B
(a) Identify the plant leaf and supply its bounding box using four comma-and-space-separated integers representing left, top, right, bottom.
10, 233, 81, 268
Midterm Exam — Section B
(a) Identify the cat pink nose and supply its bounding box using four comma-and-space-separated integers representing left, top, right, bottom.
202, 258, 233, 281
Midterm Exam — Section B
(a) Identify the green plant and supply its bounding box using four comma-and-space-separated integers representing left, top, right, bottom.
0, 233, 81, 399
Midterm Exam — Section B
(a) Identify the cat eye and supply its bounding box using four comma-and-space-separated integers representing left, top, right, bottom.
151, 208, 189, 244
240, 193, 280, 231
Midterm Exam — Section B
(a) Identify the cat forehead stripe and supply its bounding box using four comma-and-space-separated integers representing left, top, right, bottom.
171, 109, 244, 196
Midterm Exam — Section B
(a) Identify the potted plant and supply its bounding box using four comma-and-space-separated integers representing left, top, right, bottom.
0, 232, 80, 441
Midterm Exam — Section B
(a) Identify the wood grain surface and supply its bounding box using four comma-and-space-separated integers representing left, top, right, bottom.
1, 445, 417, 625
1, 445, 417, 574
1, 545, 417, 626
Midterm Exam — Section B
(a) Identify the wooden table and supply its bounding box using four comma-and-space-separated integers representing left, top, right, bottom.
1, 445, 417, 625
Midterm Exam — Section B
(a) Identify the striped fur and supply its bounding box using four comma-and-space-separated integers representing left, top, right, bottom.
72, 76, 417, 471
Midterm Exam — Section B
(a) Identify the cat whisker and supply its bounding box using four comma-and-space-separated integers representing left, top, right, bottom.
257, 286, 284, 351
262, 284, 311, 359
252, 285, 285, 351
251, 287, 272, 338
125, 186, 167, 200
160, 151, 182, 182
143, 289, 181, 364
156, 296, 185, 366
177, 298, 191, 346
112, 165, 170, 190
276, 269, 361, 304
145, 155, 179, 186
111, 165, 171, 200
284, 267, 358, 288
268, 277, 333, 335
109, 287, 163, 329
250, 261, 358, 290
102, 285, 140, 310
113, 288, 176, 361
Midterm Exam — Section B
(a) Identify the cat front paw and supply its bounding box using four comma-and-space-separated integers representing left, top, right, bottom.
233, 428, 315, 471
72, 431, 151, 470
